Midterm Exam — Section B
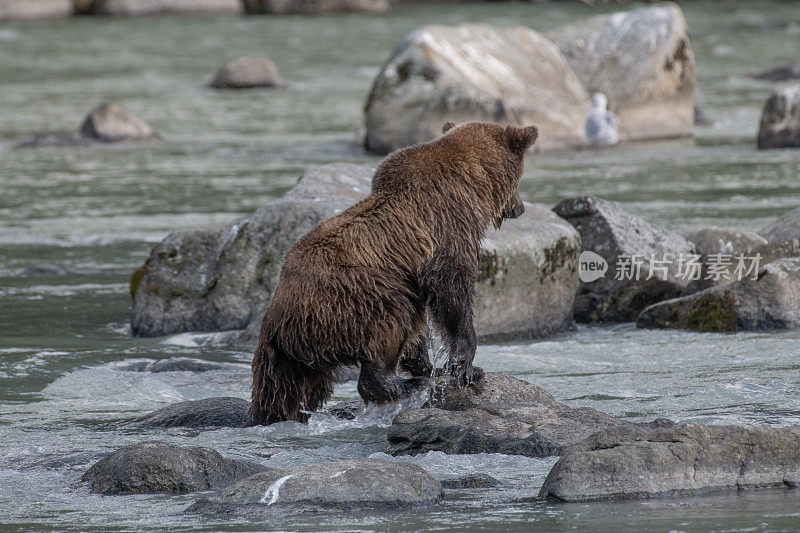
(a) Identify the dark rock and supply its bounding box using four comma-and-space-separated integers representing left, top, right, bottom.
208, 57, 284, 89
750, 63, 800, 82
13, 134, 89, 150
760, 207, 800, 244
81, 441, 265, 495
75, 0, 240, 15
123, 357, 223, 373
694, 106, 715, 126
186, 458, 441, 513
539, 423, 800, 502
637, 258, 800, 332
135, 397, 250, 428
80, 103, 158, 143
553, 196, 695, 322
22, 263, 74, 276
241, 0, 390, 15
386, 373, 654, 458
757, 84, 800, 149
327, 397, 362, 420
441, 473, 500, 489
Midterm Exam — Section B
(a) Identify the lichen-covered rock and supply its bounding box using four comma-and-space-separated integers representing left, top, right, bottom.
241, 0, 390, 14
82, 441, 265, 495
75, 0, 240, 15
553, 196, 695, 322
0, 0, 71, 20
208, 57, 284, 89
539, 424, 800, 502
80, 103, 158, 143
385, 373, 669, 458
548, 4, 695, 143
131, 163, 580, 345
637, 258, 800, 332
757, 84, 800, 149
186, 458, 441, 513
760, 207, 800, 243
134, 397, 250, 428
363, 24, 590, 154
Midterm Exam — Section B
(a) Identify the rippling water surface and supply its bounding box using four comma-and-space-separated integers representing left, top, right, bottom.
1, 1, 800, 530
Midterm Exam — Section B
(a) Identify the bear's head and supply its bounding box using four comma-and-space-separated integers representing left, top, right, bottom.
441, 121, 538, 228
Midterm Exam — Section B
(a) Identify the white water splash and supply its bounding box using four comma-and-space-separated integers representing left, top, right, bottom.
260, 474, 296, 506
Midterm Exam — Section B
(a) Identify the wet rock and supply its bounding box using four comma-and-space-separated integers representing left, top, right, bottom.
80, 103, 158, 143
694, 106, 714, 126
22, 263, 74, 276
75, 0, 240, 15
241, 0, 390, 15
441, 473, 499, 489
637, 258, 800, 332
539, 423, 800, 502
208, 57, 284, 89
553, 196, 695, 323
681, 227, 768, 294
135, 397, 250, 428
82, 441, 265, 495
131, 163, 579, 345
760, 207, 800, 244
186, 458, 441, 513
750, 63, 800, 82
0, 0, 72, 20
122, 357, 223, 373
385, 373, 655, 458
757, 84, 800, 149
327, 397, 362, 421
364, 24, 590, 154
548, 4, 695, 143
13, 134, 89, 150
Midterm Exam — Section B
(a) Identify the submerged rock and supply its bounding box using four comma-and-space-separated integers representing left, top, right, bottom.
385, 373, 668, 458
208, 57, 284, 89
553, 196, 695, 323
539, 424, 800, 502
364, 24, 590, 154
757, 84, 800, 149
80, 103, 157, 143
186, 458, 441, 513
75, 0, 240, 15
241, 0, 390, 14
82, 441, 265, 495
131, 163, 579, 345
750, 63, 800, 82
548, 4, 695, 143
637, 258, 800, 332
135, 397, 250, 428
13, 134, 89, 150
760, 207, 800, 244
0, 0, 71, 20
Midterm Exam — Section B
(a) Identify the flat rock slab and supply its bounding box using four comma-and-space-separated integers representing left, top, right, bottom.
539, 423, 800, 502
386, 373, 670, 458
134, 397, 250, 428
186, 458, 442, 513
82, 441, 265, 495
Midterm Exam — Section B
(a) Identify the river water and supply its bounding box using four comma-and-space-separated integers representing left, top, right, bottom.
1, 1, 800, 531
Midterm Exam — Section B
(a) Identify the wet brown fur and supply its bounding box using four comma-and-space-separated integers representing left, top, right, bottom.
247, 122, 538, 425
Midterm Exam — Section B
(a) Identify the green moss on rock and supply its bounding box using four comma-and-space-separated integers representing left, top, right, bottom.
130, 264, 147, 299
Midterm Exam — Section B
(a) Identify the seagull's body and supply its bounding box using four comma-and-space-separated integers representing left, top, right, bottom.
585, 93, 619, 148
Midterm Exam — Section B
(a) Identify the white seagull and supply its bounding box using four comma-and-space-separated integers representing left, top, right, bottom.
584, 92, 619, 148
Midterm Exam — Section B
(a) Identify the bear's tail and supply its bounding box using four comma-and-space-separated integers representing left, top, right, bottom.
246, 338, 334, 426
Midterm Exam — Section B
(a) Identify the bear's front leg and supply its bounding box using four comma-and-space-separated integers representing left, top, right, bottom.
420, 254, 484, 388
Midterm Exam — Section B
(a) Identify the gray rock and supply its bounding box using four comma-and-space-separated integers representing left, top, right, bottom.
637, 257, 800, 332
363, 24, 590, 154
82, 441, 265, 495
134, 397, 250, 428
80, 103, 158, 143
553, 196, 695, 322
758, 84, 800, 149
75, 0, 240, 15
208, 57, 284, 89
13, 134, 90, 150
760, 207, 800, 244
186, 458, 441, 513
440, 473, 499, 489
539, 423, 800, 502
127, 357, 223, 373
131, 163, 580, 345
0, 0, 71, 20
385, 373, 658, 458
241, 0, 390, 14
548, 4, 695, 143
694, 106, 715, 126
751, 63, 800, 82
681, 227, 768, 294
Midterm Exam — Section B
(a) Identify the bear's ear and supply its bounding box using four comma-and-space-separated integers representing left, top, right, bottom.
504, 125, 538, 154
441, 121, 456, 134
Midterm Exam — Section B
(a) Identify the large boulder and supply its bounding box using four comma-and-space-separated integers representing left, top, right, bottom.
548, 4, 695, 143
131, 163, 580, 346
134, 397, 250, 428
75, 0, 241, 15
681, 227, 768, 294
539, 424, 800, 502
186, 458, 441, 513
760, 207, 800, 243
385, 373, 670, 458
82, 441, 265, 495
80, 103, 158, 143
208, 57, 284, 89
241, 0, 390, 14
0, 0, 71, 20
757, 84, 800, 149
363, 24, 590, 155
637, 258, 800, 332
553, 196, 695, 323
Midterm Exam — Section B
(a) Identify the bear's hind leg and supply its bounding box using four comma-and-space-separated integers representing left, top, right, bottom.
357, 360, 428, 404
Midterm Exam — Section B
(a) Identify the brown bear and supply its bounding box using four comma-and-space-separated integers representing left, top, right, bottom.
246, 121, 538, 425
